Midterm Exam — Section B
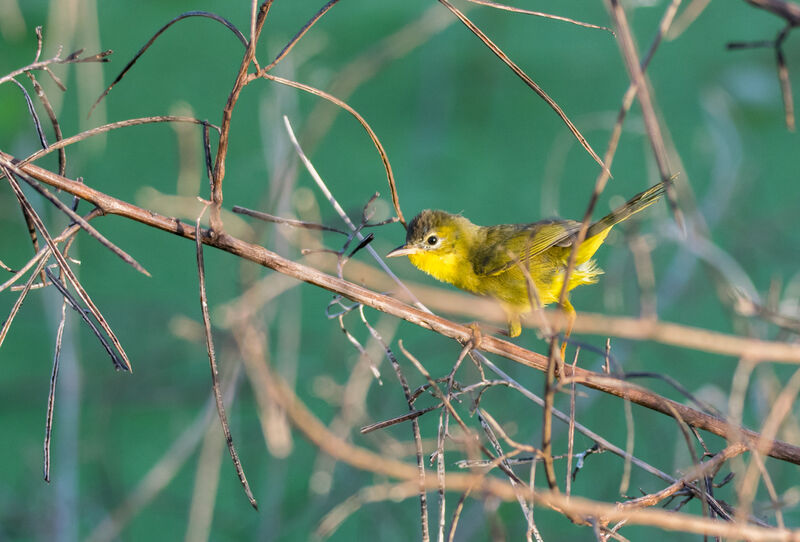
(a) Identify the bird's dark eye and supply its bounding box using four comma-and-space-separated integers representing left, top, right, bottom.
426, 235, 438, 246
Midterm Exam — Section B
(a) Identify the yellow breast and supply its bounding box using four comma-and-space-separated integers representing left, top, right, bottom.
408, 251, 482, 293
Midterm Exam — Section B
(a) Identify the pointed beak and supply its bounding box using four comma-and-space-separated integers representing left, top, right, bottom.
386, 244, 419, 258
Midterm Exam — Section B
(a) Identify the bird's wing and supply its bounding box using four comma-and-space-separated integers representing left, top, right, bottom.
472, 220, 581, 277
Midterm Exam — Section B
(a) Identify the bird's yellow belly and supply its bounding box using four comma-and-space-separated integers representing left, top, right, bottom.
408, 246, 602, 316
478, 259, 602, 312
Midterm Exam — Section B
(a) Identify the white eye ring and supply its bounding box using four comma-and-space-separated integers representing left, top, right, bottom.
426, 235, 439, 246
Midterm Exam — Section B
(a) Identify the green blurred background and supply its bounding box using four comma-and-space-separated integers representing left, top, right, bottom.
2, 0, 799, 540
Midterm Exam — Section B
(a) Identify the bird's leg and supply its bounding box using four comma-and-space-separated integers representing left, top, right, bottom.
560, 299, 576, 360
506, 314, 522, 338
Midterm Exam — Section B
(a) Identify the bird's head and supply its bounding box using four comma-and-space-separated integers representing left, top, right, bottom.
387, 210, 475, 280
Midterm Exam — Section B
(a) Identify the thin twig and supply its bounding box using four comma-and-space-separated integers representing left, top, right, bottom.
44, 267, 125, 369
12, 116, 220, 171
435, 385, 447, 542
775, 25, 795, 131
438, 0, 610, 174
466, 0, 614, 33
0, 40, 110, 88
0, 256, 48, 352
281, 115, 422, 308
618, 443, 746, 510
0, 208, 102, 294
194, 205, 257, 509
446, 485, 474, 542
605, 0, 683, 227
8, 163, 150, 276
210, 1, 273, 230
88, 11, 248, 117
478, 412, 541, 539
384, 342, 431, 540
262, 0, 341, 73
44, 300, 68, 482
618, 343, 635, 497
566, 347, 580, 497
4, 169, 131, 371
542, 338, 561, 492
265, 78, 405, 226
360, 405, 440, 434
26, 72, 66, 175
232, 205, 348, 234
10, 77, 48, 149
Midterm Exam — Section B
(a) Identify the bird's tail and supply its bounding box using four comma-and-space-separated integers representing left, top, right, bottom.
586, 178, 672, 239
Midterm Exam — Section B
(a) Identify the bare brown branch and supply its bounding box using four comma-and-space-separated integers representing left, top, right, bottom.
210, 1, 273, 230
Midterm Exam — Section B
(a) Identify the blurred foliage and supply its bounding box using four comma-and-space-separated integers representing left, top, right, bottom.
1, 0, 800, 540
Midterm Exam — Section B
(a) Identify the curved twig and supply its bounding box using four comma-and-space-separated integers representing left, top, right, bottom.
263, 75, 405, 226
262, 0, 342, 73
14, 116, 220, 170
88, 11, 248, 117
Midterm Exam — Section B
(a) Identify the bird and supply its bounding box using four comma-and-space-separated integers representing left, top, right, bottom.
387, 180, 667, 343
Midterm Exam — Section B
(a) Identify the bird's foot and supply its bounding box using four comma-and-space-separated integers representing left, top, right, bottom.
465, 322, 484, 351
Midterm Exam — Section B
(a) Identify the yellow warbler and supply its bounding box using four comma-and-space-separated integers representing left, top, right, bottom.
388, 181, 666, 338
